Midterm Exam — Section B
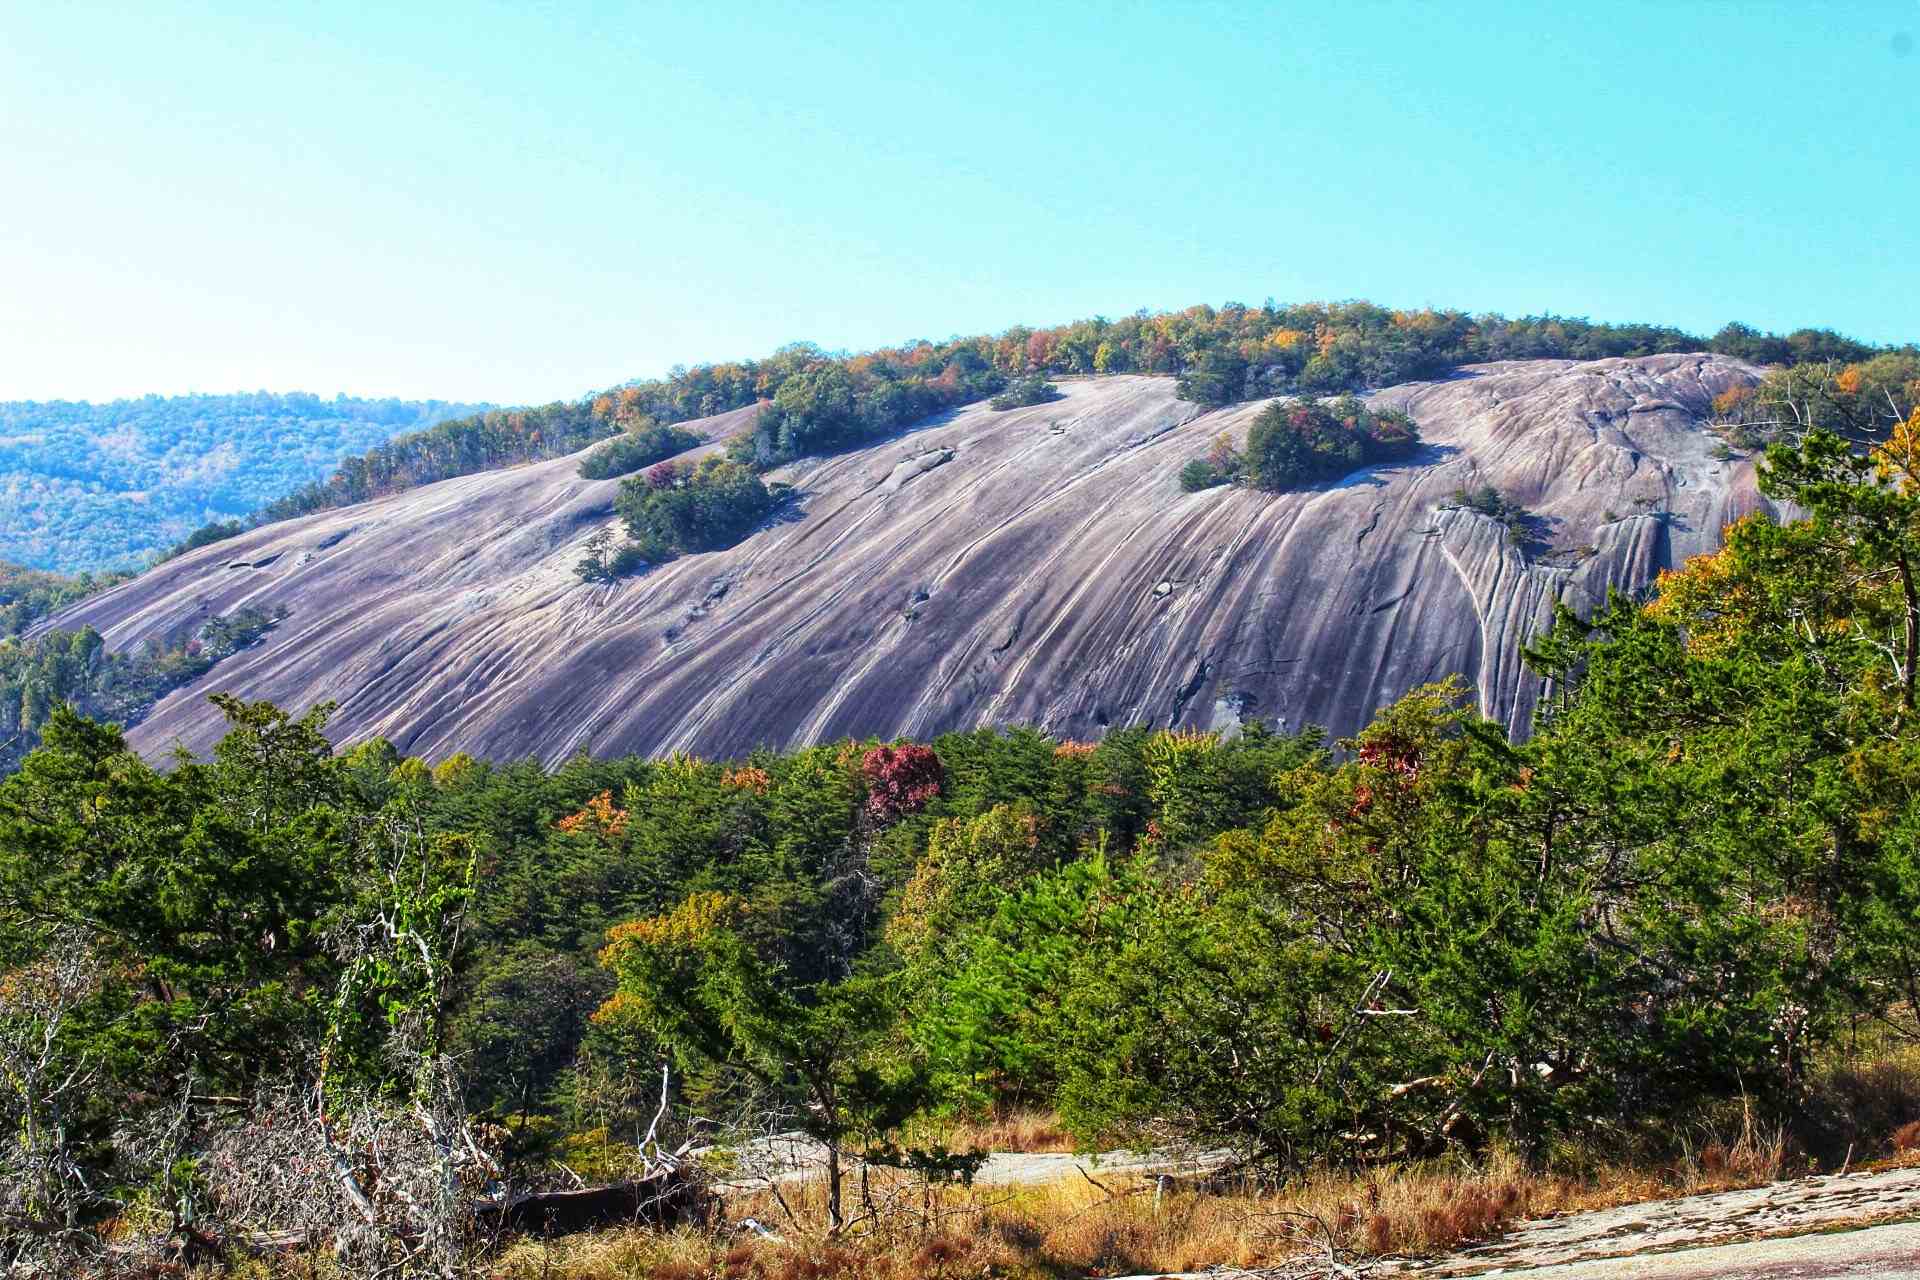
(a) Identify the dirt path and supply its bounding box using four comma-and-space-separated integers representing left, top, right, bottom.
710, 1131, 1235, 1193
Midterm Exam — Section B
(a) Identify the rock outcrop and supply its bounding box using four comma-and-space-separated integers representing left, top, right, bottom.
47, 356, 1773, 763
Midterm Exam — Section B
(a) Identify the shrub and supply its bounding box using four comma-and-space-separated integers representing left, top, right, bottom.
1179, 460, 1222, 492
608, 456, 784, 569
989, 376, 1063, 411
1447, 483, 1523, 522
1241, 395, 1420, 491
1180, 431, 1245, 491
199, 603, 289, 657
1446, 484, 1533, 547
577, 424, 703, 480
159, 518, 248, 562
607, 542, 650, 576
1174, 347, 1249, 407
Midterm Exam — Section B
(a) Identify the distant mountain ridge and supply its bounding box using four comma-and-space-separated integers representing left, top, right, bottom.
0, 391, 489, 572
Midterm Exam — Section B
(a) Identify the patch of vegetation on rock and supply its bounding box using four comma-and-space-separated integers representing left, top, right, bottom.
577, 424, 704, 480
580, 457, 787, 578
989, 376, 1064, 411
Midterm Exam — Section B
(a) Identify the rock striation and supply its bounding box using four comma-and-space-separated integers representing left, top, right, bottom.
47, 356, 1774, 763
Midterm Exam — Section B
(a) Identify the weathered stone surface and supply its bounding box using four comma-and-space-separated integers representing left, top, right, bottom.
1420, 1163, 1920, 1275
47, 356, 1773, 764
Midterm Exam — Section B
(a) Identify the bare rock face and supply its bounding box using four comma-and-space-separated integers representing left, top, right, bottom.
48, 356, 1772, 763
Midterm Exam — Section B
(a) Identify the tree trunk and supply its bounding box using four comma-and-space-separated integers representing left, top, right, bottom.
1901, 555, 1918, 712
824, 1141, 845, 1236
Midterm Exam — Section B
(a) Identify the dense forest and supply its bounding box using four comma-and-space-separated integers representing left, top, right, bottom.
0, 605, 286, 773
0, 392, 487, 572
0, 561, 131, 640
5, 371, 1920, 1276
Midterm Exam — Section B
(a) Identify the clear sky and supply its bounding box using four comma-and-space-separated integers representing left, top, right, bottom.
2, 1, 1915, 405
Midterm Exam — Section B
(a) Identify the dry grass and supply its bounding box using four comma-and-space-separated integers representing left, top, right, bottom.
490, 1086, 1900, 1280
492, 1151, 1647, 1279
907, 1107, 1076, 1155
226, 1043, 1920, 1279
1793, 1039, 1920, 1169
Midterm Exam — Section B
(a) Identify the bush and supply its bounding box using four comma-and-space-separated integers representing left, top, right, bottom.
1446, 484, 1533, 547
1179, 460, 1222, 492
1448, 484, 1523, 522
607, 542, 651, 576
199, 603, 289, 657
159, 518, 248, 561
1179, 432, 1245, 491
1242, 395, 1420, 491
606, 456, 784, 569
1174, 348, 1249, 407
989, 376, 1063, 411
577, 424, 703, 480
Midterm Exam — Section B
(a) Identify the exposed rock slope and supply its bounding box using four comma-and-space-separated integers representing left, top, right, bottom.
48, 356, 1772, 763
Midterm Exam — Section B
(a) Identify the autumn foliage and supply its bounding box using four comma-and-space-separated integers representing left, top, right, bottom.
861, 743, 944, 820
556, 790, 630, 838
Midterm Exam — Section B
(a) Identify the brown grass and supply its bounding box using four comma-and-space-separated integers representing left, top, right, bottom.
908, 1107, 1075, 1155
237, 1042, 1920, 1279
490, 1150, 1655, 1279
1793, 1040, 1920, 1168
490, 1082, 1920, 1280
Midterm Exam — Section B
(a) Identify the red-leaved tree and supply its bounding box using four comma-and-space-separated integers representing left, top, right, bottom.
861, 744, 943, 821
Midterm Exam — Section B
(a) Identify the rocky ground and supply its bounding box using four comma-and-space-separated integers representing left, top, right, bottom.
1421, 1164, 1920, 1276
1433, 1219, 1920, 1279
1103, 1165, 1920, 1279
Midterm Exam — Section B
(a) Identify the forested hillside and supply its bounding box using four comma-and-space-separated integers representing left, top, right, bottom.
0, 392, 486, 571
6, 395, 1920, 1275
0, 561, 130, 639
244, 301, 1894, 531
7, 303, 1891, 578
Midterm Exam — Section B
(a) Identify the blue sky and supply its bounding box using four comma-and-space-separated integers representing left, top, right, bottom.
2, 1, 1915, 404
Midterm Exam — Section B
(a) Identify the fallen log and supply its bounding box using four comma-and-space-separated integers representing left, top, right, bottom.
473, 1171, 710, 1238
